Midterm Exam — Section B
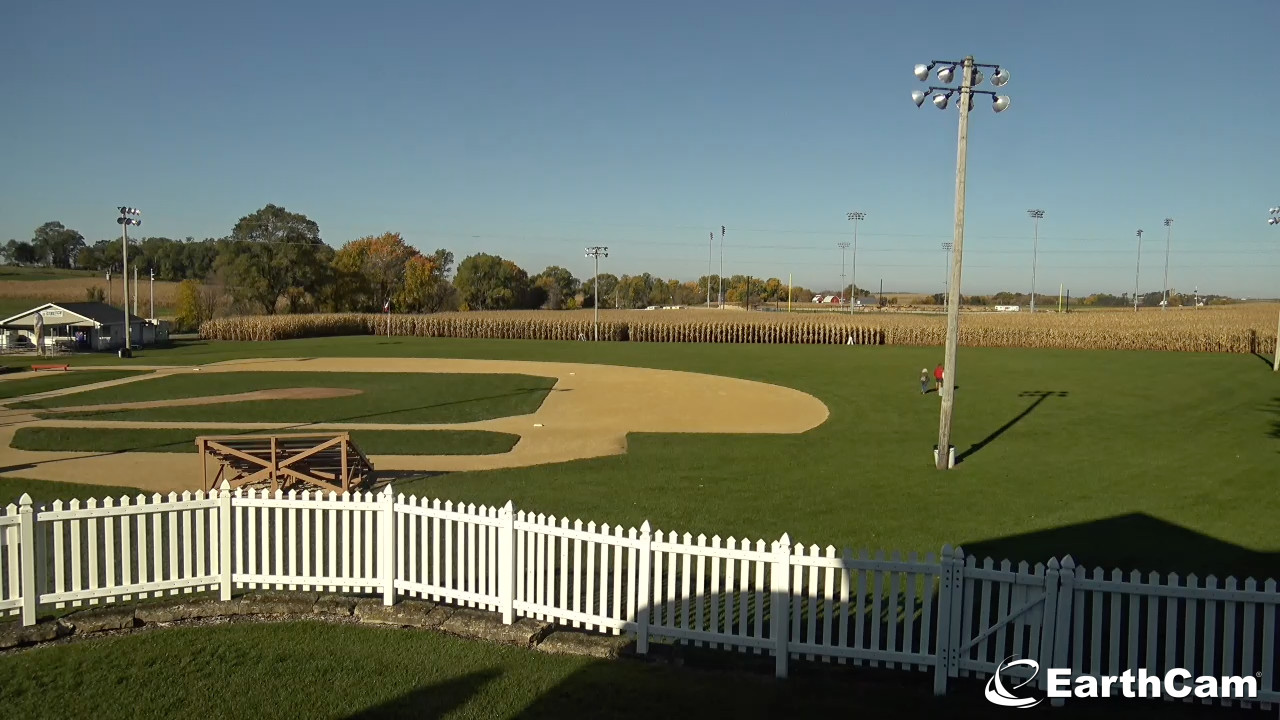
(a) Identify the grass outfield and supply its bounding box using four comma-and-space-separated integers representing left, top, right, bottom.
13, 371, 555, 424
0, 370, 148, 400
15, 336, 1280, 579
0, 621, 1249, 719
0, 477, 149, 506
8, 426, 519, 456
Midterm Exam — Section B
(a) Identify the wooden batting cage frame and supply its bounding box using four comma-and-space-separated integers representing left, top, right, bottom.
196, 432, 375, 494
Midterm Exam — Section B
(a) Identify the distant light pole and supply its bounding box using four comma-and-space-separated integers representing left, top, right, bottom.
1027, 209, 1044, 312
837, 242, 851, 308
116, 207, 141, 356
1268, 207, 1279, 371
149, 267, 155, 319
847, 211, 866, 313
719, 226, 725, 308
106, 270, 112, 305
1134, 229, 1144, 312
1162, 219, 1173, 311
941, 242, 953, 299
707, 232, 713, 307
585, 246, 608, 340
912, 55, 1011, 470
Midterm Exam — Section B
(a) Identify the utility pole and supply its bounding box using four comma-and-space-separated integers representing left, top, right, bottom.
912, 55, 1010, 470
133, 265, 138, 317
585, 246, 608, 341
1027, 209, 1044, 311
1267, 207, 1280, 370
837, 242, 850, 308
847, 211, 866, 312
116, 207, 141, 357
1134, 229, 1144, 312
1162, 218, 1173, 311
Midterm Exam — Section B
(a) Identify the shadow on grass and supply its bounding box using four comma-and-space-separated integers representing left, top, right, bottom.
956, 390, 1067, 465
1268, 396, 1279, 442
511, 654, 1263, 719
343, 668, 501, 719
962, 512, 1280, 581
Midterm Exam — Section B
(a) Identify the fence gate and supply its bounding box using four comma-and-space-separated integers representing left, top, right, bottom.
937, 551, 1069, 696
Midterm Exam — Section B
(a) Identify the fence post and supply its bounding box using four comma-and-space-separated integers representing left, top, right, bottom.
933, 545, 954, 695
218, 481, 233, 602
635, 521, 652, 655
1038, 558, 1062, 693
498, 501, 515, 624
947, 546, 966, 680
18, 494, 36, 626
772, 532, 792, 679
380, 486, 396, 606
1050, 556, 1076, 708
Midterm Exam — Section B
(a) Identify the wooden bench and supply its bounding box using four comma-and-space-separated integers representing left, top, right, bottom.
30, 364, 69, 371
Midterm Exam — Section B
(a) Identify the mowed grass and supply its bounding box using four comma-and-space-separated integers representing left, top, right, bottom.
0, 477, 149, 506
12, 371, 555, 424
9, 426, 519, 456
21, 335, 1280, 580
0, 621, 1249, 720
0, 370, 147, 400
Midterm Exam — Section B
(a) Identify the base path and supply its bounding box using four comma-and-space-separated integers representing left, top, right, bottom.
0, 357, 829, 494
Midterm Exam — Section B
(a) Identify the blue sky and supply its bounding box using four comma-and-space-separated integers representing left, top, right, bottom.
3, 0, 1277, 297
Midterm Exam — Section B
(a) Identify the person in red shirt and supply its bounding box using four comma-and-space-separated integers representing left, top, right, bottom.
934, 364, 944, 393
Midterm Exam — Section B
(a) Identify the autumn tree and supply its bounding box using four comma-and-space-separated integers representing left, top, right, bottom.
396, 253, 458, 312
331, 232, 418, 311
172, 279, 218, 332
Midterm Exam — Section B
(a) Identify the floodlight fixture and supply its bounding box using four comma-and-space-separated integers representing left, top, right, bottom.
937, 65, 955, 83
933, 93, 950, 109
992, 95, 1011, 112
914, 63, 932, 81
990, 67, 1010, 87
912, 89, 928, 107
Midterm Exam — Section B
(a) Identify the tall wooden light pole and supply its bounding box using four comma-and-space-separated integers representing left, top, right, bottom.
911, 56, 1011, 470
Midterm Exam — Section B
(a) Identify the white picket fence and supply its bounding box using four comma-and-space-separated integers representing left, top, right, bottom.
1, 485, 1277, 711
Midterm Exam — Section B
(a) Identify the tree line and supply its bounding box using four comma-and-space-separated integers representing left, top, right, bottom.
4, 207, 1234, 332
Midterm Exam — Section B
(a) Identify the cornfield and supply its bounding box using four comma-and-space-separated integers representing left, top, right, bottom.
199, 305, 1280, 355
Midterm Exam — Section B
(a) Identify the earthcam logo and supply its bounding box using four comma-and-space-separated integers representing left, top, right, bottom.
984, 656, 1259, 707
984, 657, 1043, 708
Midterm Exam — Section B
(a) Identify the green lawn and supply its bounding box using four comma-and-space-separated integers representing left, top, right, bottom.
9, 426, 519, 456
12, 335, 1280, 580
13, 371, 555, 424
0, 621, 1244, 719
0, 477, 150, 506
0, 370, 147, 400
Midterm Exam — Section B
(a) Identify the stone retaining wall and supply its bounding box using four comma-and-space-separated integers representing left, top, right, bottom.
0, 591, 634, 661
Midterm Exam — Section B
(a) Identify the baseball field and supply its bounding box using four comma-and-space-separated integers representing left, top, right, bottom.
1, 333, 1276, 579
0, 333, 1277, 719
